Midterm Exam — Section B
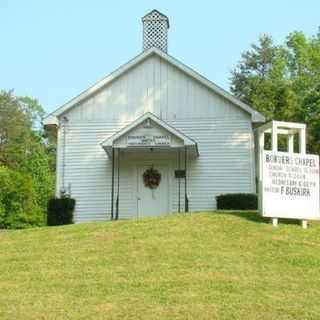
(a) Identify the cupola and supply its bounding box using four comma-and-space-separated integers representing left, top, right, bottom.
142, 9, 169, 53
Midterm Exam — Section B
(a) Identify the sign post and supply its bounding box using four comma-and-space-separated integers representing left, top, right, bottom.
257, 121, 320, 227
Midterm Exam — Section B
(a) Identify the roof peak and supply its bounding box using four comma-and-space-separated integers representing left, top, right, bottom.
44, 48, 265, 124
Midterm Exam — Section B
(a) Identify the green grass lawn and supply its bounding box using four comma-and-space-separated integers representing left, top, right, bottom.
0, 211, 319, 320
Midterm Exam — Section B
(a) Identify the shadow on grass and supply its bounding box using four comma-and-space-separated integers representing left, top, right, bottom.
217, 210, 302, 226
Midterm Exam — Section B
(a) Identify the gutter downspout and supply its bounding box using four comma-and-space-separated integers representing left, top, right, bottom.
61, 116, 69, 196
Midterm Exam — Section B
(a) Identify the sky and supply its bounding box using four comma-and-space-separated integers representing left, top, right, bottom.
1, 1, 319, 114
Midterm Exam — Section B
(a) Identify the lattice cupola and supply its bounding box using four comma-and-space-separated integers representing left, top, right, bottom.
142, 9, 169, 53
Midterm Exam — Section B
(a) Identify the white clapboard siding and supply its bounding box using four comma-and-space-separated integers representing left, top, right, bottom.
56, 51, 256, 223
64, 54, 248, 122
171, 119, 254, 212
59, 118, 254, 222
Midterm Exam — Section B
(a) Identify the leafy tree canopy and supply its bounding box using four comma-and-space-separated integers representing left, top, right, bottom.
231, 29, 320, 154
0, 90, 55, 227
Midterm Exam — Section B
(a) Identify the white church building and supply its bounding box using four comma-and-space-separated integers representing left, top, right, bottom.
44, 10, 265, 223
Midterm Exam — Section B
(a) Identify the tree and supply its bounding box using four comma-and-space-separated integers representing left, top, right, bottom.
231, 30, 320, 154
0, 167, 43, 229
0, 91, 32, 168
285, 31, 320, 153
0, 90, 55, 227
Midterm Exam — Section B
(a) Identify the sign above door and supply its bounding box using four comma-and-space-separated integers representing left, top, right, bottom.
100, 112, 199, 157
127, 135, 171, 146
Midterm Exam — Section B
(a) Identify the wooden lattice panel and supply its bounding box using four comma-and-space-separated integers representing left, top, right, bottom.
143, 10, 169, 53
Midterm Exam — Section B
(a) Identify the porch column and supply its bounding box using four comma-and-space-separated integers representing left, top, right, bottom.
178, 149, 181, 213
115, 149, 120, 220
184, 146, 189, 212
111, 148, 115, 220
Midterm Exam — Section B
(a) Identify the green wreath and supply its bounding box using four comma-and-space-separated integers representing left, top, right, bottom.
143, 167, 161, 189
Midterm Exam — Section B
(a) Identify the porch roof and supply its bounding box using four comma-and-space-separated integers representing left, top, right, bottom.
100, 112, 199, 157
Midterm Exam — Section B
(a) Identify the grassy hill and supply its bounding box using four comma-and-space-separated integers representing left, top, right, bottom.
0, 211, 319, 320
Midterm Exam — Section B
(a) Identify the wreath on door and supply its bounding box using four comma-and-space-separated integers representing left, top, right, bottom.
143, 167, 161, 189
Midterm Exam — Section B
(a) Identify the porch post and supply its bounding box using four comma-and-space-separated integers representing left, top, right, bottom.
115, 149, 120, 220
184, 146, 189, 212
111, 148, 115, 220
178, 149, 181, 213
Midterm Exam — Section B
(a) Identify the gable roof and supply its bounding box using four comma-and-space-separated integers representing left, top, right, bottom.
44, 48, 265, 125
101, 112, 197, 147
100, 112, 199, 157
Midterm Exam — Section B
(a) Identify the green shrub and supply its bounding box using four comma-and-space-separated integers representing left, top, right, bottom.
47, 197, 75, 226
216, 193, 258, 210
0, 167, 44, 229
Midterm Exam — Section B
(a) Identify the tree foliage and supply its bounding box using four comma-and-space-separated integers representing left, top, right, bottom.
231, 30, 320, 154
0, 167, 44, 229
0, 90, 55, 228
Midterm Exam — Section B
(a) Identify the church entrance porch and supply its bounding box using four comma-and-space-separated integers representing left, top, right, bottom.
100, 112, 198, 219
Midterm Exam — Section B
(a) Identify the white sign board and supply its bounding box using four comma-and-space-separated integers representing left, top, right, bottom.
262, 151, 320, 219
127, 135, 171, 146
